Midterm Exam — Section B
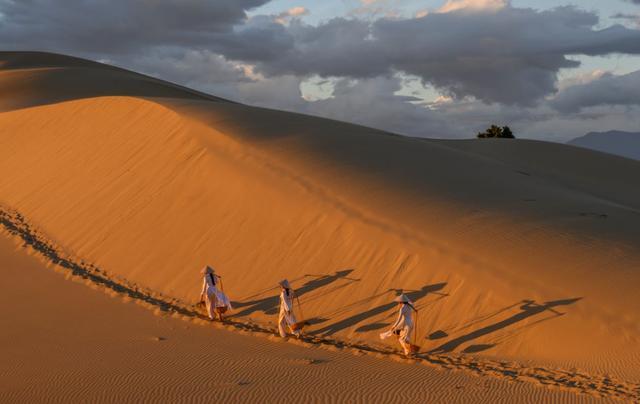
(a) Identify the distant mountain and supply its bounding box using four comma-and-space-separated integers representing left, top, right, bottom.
567, 131, 640, 161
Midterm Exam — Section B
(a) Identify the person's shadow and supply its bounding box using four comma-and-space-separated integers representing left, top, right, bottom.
311, 282, 447, 336
231, 270, 357, 317
428, 297, 582, 354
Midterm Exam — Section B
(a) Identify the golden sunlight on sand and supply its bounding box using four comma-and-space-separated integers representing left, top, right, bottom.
0, 52, 638, 402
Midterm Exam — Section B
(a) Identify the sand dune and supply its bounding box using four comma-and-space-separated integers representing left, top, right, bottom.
1, 51, 639, 401
2, 231, 618, 403
0, 51, 229, 112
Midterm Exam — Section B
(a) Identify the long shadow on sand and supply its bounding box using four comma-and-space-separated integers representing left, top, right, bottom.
430, 301, 525, 339
311, 282, 447, 337
428, 297, 582, 354
354, 289, 450, 333
232, 270, 358, 317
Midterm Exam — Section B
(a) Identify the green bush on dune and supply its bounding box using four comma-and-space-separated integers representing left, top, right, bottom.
477, 125, 515, 139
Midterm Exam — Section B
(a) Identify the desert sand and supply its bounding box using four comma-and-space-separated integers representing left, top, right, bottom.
2, 230, 615, 403
0, 51, 639, 402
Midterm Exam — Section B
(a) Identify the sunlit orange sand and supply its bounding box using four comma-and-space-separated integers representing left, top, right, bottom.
1, 52, 639, 402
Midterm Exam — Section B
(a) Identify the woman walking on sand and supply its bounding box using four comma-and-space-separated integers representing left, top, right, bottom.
199, 266, 232, 321
278, 279, 302, 338
380, 294, 416, 356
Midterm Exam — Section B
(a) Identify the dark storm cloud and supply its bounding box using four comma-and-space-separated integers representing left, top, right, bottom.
0, 0, 270, 55
551, 70, 640, 113
210, 15, 295, 63
2, 1, 640, 106
233, 6, 640, 106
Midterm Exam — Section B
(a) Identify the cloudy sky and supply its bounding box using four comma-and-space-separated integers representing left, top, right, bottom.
1, 0, 640, 141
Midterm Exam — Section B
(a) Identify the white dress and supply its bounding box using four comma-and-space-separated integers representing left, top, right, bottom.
278, 289, 300, 337
201, 275, 232, 319
386, 303, 414, 354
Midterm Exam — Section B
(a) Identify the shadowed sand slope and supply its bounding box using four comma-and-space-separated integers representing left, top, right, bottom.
1, 52, 639, 385
0, 51, 230, 112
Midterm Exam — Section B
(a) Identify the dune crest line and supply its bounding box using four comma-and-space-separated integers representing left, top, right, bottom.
1, 206, 638, 401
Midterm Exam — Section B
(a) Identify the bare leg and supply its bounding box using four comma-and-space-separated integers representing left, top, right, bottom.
399, 327, 413, 356
401, 340, 413, 356
205, 295, 215, 321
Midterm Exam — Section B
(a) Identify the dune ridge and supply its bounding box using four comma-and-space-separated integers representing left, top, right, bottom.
0, 51, 231, 112
1, 51, 639, 393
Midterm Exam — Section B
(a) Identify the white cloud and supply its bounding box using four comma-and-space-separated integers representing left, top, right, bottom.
557, 69, 609, 91
300, 75, 338, 101
275, 6, 309, 25
438, 0, 509, 13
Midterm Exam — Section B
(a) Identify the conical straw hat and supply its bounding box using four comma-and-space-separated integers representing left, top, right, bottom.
394, 294, 411, 304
